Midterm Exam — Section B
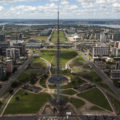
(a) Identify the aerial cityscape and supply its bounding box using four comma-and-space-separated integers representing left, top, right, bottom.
0, 0, 120, 120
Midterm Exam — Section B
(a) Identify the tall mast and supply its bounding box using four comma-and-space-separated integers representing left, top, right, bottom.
56, 0, 60, 103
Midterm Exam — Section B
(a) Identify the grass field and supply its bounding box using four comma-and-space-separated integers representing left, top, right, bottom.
39, 74, 49, 88
51, 31, 67, 43
61, 96, 85, 109
30, 36, 48, 43
62, 89, 77, 95
32, 57, 47, 68
109, 95, 120, 113
62, 74, 87, 89
78, 88, 112, 111
69, 98, 85, 108
4, 90, 51, 114
90, 106, 103, 111
40, 49, 78, 68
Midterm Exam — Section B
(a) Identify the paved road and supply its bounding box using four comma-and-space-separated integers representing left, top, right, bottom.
0, 116, 36, 120
0, 56, 34, 97
78, 51, 120, 98
0, 115, 119, 120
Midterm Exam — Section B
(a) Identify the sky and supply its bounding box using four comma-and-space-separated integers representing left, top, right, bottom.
0, 0, 120, 19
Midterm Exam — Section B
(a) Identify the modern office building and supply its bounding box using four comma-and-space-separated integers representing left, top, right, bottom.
93, 47, 110, 58
0, 41, 10, 55
0, 34, 5, 41
113, 33, 120, 41
10, 40, 26, 56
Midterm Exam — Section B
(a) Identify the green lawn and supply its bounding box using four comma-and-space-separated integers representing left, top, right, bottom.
4, 90, 51, 114
61, 95, 85, 109
78, 88, 112, 111
62, 73, 87, 89
39, 74, 49, 88
69, 98, 85, 109
29, 36, 48, 43
40, 49, 78, 68
109, 95, 120, 113
90, 106, 103, 111
51, 31, 67, 43
32, 57, 47, 68
70, 56, 90, 73
62, 89, 77, 95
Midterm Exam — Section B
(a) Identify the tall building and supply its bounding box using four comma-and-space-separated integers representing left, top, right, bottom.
100, 32, 107, 43
111, 62, 120, 83
0, 65, 4, 80
0, 34, 5, 41
6, 48, 20, 59
0, 41, 10, 55
113, 33, 120, 41
112, 48, 120, 57
10, 40, 26, 56
6, 60, 13, 73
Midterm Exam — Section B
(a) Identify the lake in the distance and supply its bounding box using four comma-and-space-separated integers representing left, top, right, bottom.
0, 22, 120, 29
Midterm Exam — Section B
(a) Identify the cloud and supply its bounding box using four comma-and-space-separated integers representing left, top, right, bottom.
0, 0, 120, 19
0, 6, 4, 11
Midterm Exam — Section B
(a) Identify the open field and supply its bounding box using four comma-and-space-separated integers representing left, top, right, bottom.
69, 98, 85, 109
78, 88, 112, 111
51, 31, 67, 43
40, 49, 78, 68
30, 36, 48, 43
62, 74, 87, 89
32, 57, 47, 68
39, 74, 49, 88
62, 89, 77, 95
90, 106, 103, 111
109, 95, 120, 113
4, 90, 51, 114
62, 95, 85, 109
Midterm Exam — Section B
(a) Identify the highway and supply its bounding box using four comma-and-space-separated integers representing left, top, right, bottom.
78, 51, 120, 98
0, 56, 34, 97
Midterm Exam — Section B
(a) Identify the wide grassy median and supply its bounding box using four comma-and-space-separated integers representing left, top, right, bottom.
51, 31, 67, 43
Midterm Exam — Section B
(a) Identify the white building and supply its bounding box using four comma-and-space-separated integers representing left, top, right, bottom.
112, 48, 120, 57
6, 48, 20, 59
100, 32, 108, 43
93, 47, 110, 58
25, 42, 43, 48
10, 40, 24, 46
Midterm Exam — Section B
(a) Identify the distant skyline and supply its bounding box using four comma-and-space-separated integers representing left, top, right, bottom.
0, 0, 120, 19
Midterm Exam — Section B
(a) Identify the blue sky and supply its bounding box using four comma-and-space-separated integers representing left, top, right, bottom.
0, 0, 120, 19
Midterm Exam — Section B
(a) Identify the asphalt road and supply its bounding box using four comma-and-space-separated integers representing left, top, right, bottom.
0, 56, 34, 97
78, 51, 120, 98
0, 116, 36, 120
